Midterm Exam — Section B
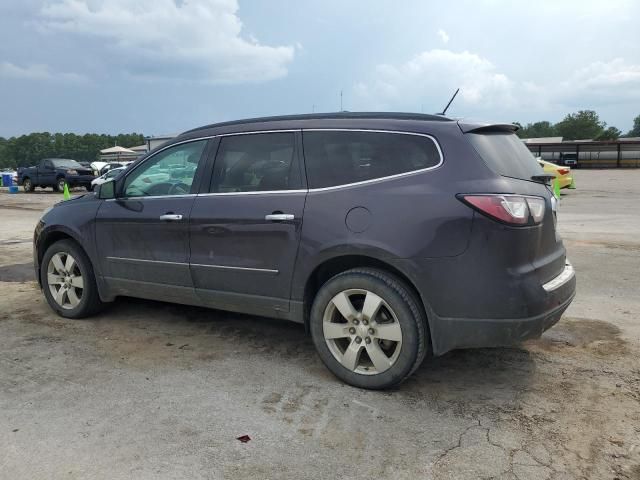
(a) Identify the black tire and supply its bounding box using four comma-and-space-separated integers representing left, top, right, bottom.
54, 177, 65, 192
40, 239, 105, 318
310, 268, 429, 389
86, 184, 93, 192
23, 178, 34, 192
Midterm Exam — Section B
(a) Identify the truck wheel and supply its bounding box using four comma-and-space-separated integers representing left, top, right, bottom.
41, 239, 105, 318
23, 178, 34, 192
54, 177, 65, 192
309, 268, 429, 390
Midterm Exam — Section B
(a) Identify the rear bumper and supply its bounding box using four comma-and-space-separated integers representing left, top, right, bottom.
428, 262, 576, 355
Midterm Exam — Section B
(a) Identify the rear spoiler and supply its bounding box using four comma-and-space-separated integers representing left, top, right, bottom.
457, 121, 519, 134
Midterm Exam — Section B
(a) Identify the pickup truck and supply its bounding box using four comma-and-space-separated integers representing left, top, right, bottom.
17, 158, 95, 192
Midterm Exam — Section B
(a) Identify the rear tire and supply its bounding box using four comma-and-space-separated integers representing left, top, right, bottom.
310, 268, 429, 389
23, 178, 34, 192
41, 239, 105, 318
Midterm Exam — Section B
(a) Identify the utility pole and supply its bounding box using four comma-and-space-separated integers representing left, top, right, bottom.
312, 104, 316, 113
340, 90, 343, 111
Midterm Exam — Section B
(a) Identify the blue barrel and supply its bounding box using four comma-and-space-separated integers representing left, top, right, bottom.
2, 173, 12, 187
8, 185, 19, 194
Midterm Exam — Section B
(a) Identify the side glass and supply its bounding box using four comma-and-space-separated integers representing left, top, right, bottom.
123, 140, 207, 197
210, 132, 299, 193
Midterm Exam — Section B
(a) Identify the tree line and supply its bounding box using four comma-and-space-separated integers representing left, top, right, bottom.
0, 132, 145, 170
515, 111, 640, 140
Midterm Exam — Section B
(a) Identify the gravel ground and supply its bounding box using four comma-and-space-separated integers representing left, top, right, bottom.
0, 171, 639, 480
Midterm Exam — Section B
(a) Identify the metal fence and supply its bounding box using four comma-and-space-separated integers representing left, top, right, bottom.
524, 140, 640, 168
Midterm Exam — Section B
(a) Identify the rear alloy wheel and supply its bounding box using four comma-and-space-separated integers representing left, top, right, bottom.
23, 178, 34, 192
310, 268, 428, 389
41, 239, 104, 318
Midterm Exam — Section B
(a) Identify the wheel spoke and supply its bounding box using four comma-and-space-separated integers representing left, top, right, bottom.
361, 291, 383, 321
64, 254, 76, 272
374, 322, 402, 342
366, 340, 393, 373
67, 287, 81, 307
54, 286, 66, 305
331, 292, 357, 321
340, 340, 363, 371
323, 322, 350, 339
51, 254, 65, 273
47, 273, 64, 285
70, 275, 84, 289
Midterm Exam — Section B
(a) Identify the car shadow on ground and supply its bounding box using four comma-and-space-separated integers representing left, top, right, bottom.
92, 296, 537, 398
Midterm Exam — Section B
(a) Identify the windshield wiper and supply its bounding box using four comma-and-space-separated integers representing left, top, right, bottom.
531, 174, 555, 184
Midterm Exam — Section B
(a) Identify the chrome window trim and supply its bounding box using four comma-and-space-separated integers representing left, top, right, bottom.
106, 256, 278, 274
197, 189, 306, 197
113, 128, 444, 198
302, 128, 444, 192
106, 194, 197, 202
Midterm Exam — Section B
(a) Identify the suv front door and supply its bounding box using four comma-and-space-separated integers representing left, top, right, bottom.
189, 131, 306, 318
95, 139, 210, 304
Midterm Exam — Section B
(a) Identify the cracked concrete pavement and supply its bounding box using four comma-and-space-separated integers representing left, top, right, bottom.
1, 171, 639, 479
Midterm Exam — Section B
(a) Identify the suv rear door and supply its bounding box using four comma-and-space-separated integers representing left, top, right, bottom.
189, 131, 306, 318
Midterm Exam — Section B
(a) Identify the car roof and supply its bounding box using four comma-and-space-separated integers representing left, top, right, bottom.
179, 112, 454, 138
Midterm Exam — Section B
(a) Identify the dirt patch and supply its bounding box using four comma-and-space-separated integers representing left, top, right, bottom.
534, 317, 628, 356
0, 263, 36, 282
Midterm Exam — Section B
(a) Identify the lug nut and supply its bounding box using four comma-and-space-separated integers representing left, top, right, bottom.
362, 319, 368, 325
349, 327, 356, 335
365, 337, 371, 344
355, 336, 362, 344
353, 319, 359, 325
368, 328, 375, 335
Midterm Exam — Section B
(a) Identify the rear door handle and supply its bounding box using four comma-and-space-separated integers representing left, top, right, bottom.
159, 214, 183, 221
265, 213, 294, 221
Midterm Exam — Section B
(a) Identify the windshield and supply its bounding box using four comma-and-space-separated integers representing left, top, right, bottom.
467, 132, 543, 181
51, 159, 82, 168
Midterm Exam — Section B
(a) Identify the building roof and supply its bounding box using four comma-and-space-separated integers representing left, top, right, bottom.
521, 137, 563, 144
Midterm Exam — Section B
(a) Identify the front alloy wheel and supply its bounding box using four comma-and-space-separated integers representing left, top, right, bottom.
47, 252, 84, 309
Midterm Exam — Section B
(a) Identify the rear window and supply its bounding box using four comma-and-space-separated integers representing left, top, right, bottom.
303, 131, 441, 189
467, 132, 543, 181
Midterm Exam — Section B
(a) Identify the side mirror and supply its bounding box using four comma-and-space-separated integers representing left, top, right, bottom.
97, 179, 116, 199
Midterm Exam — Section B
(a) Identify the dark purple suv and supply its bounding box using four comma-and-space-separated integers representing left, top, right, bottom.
34, 113, 576, 389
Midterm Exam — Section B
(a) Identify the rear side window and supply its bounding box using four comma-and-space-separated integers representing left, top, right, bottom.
210, 132, 301, 192
467, 132, 543, 181
303, 131, 441, 189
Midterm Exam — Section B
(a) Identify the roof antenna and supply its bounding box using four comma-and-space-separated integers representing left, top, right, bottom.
437, 88, 460, 116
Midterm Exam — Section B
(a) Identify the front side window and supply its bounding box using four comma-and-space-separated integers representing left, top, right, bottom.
123, 140, 207, 197
210, 132, 300, 193
303, 131, 441, 189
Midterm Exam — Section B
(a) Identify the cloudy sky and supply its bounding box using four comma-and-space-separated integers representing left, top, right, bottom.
1, 0, 639, 137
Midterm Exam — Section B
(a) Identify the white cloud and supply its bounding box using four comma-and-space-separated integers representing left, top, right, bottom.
354, 50, 640, 116
437, 29, 449, 44
0, 61, 86, 83
38, 0, 295, 84
354, 49, 515, 111
558, 58, 640, 105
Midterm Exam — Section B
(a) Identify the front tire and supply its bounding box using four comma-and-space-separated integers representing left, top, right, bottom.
310, 268, 429, 389
23, 178, 34, 192
54, 177, 65, 192
41, 239, 104, 318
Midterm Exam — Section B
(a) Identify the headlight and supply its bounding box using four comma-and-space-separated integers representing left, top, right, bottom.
67, 169, 78, 175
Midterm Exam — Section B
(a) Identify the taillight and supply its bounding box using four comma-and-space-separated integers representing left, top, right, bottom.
458, 194, 546, 226
558, 168, 570, 175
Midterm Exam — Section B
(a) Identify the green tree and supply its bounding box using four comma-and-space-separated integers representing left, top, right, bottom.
516, 121, 556, 139
596, 126, 622, 141
554, 110, 606, 140
627, 114, 640, 137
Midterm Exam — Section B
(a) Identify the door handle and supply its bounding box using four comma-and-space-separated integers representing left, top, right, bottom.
159, 214, 183, 221
265, 213, 295, 221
